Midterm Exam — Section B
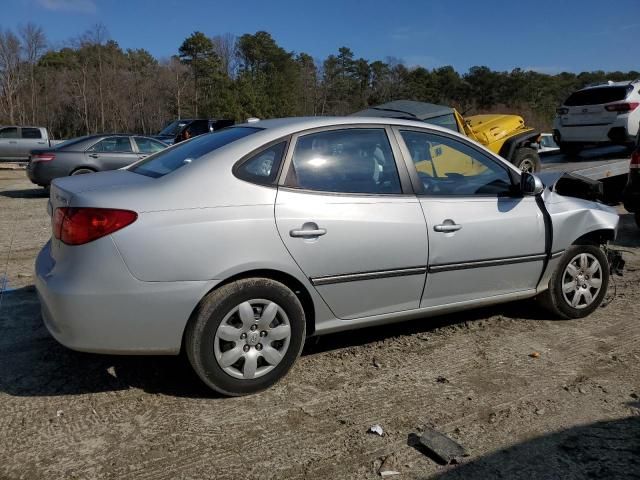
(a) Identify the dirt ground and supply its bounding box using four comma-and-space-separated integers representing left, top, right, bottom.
1, 168, 639, 480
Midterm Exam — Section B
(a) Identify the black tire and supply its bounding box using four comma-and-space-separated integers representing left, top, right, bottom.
559, 142, 583, 159
71, 167, 95, 176
635, 211, 640, 229
538, 244, 610, 319
185, 278, 306, 396
511, 147, 541, 173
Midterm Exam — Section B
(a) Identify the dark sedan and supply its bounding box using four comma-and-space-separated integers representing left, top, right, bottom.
27, 134, 167, 187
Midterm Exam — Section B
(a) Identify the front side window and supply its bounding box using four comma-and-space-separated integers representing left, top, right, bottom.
89, 137, 133, 153
285, 128, 401, 194
400, 130, 513, 196
130, 127, 261, 178
134, 137, 166, 154
22, 128, 42, 139
0, 127, 18, 139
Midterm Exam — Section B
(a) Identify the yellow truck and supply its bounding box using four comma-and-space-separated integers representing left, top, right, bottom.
355, 100, 541, 173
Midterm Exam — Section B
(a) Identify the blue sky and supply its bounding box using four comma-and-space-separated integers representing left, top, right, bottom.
5, 0, 640, 73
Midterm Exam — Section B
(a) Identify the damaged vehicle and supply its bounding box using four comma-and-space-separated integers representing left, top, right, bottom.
35, 117, 622, 396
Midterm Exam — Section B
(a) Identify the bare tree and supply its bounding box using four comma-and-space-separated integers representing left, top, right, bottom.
211, 33, 237, 78
0, 29, 22, 124
19, 23, 47, 124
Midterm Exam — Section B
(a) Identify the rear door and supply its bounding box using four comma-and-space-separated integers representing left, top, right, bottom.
86, 136, 137, 170
19, 127, 47, 159
275, 126, 428, 320
394, 127, 546, 307
0, 127, 20, 159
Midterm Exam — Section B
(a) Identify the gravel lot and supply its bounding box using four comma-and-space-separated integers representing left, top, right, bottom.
1, 168, 639, 479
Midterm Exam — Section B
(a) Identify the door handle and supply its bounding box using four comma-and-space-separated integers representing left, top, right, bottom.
89, 153, 99, 158
9, 141, 17, 144
434, 220, 462, 233
290, 222, 326, 238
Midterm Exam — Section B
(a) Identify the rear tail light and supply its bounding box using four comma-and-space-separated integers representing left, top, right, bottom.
604, 102, 639, 113
556, 107, 569, 115
32, 153, 56, 162
53, 207, 137, 245
631, 149, 640, 169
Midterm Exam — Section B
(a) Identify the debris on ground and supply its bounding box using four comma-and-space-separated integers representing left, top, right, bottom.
529, 351, 541, 358
368, 424, 384, 436
373, 358, 382, 369
56, 410, 64, 417
415, 427, 468, 465
436, 376, 450, 384
378, 453, 400, 477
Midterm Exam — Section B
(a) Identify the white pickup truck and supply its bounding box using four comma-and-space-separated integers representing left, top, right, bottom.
0, 126, 64, 161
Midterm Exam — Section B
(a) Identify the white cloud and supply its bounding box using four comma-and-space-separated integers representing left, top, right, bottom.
37, 0, 97, 13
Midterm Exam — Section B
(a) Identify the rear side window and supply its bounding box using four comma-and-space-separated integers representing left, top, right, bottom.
22, 128, 42, 139
89, 137, 133, 153
134, 137, 166, 154
565, 86, 631, 106
130, 127, 261, 178
234, 141, 286, 185
285, 128, 401, 194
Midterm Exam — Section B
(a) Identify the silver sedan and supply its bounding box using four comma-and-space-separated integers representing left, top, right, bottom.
36, 117, 619, 396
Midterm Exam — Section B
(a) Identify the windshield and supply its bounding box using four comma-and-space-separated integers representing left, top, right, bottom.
130, 127, 261, 178
422, 113, 460, 132
158, 120, 190, 137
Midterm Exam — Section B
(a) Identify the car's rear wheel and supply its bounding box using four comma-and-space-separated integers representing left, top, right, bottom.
512, 147, 541, 173
635, 211, 640, 228
71, 168, 95, 176
538, 245, 609, 319
185, 278, 306, 396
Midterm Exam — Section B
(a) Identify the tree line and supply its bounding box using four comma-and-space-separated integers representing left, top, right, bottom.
0, 24, 638, 139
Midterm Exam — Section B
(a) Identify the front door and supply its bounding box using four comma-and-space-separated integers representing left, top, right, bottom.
18, 127, 47, 159
394, 127, 546, 307
275, 126, 428, 320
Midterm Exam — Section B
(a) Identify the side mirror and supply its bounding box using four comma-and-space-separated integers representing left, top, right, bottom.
520, 172, 544, 196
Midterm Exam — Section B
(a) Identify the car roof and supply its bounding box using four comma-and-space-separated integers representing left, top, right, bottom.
582, 80, 639, 90
234, 115, 452, 138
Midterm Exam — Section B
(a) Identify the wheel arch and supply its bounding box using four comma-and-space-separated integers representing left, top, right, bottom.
181, 268, 317, 353
572, 228, 615, 246
70, 165, 97, 175
498, 130, 540, 161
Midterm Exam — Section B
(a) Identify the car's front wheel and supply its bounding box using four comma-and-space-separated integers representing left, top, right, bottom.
538, 245, 610, 319
512, 147, 541, 173
185, 278, 306, 396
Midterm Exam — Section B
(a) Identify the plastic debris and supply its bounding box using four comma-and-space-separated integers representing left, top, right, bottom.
368, 424, 384, 436
416, 427, 468, 465
380, 471, 400, 477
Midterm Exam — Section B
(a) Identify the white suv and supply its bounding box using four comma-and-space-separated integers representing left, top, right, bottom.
553, 80, 640, 156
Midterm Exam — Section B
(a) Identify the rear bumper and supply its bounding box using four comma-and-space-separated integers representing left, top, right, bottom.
554, 118, 635, 144
27, 161, 67, 186
36, 239, 216, 354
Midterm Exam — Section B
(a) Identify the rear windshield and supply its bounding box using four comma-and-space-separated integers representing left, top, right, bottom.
130, 127, 260, 178
564, 86, 631, 106
422, 113, 460, 132
55, 136, 91, 150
